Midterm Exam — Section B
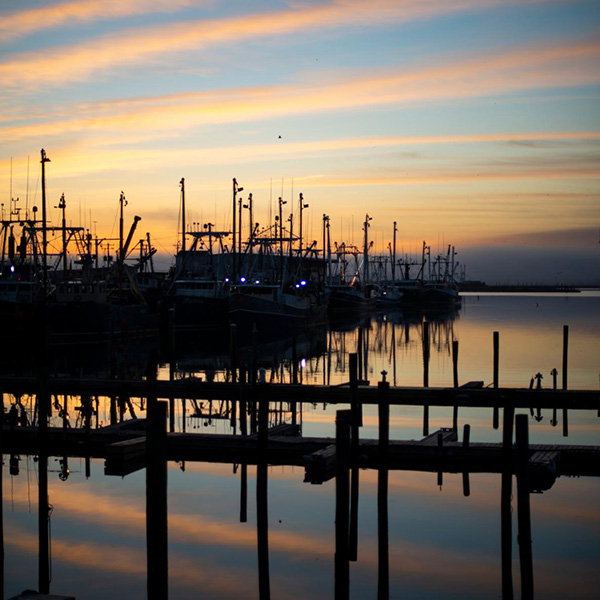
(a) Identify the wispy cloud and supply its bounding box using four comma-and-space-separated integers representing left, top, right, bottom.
0, 0, 206, 42
2, 37, 599, 144
0, 0, 543, 90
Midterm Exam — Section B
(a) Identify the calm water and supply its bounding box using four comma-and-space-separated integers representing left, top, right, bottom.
3, 293, 600, 599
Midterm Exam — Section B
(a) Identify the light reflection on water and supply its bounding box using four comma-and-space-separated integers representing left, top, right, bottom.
2, 293, 600, 599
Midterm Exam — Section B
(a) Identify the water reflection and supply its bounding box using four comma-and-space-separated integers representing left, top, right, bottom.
3, 409, 600, 600
2, 293, 600, 598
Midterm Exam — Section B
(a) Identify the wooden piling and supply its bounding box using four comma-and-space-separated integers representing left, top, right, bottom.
493, 331, 500, 429
0, 396, 3, 599
501, 400, 514, 599
36, 363, 50, 594
452, 340, 459, 388
515, 414, 533, 600
377, 378, 390, 600
423, 322, 430, 435
348, 354, 360, 562
146, 374, 168, 600
257, 383, 270, 599
335, 410, 352, 600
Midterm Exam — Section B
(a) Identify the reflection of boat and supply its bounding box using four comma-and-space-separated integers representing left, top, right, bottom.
174, 322, 327, 375
229, 282, 327, 336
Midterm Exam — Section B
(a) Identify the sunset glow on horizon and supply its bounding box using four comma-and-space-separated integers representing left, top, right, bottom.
1, 0, 598, 283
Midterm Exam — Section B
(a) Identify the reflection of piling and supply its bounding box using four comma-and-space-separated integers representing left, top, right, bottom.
501, 400, 515, 599
239, 370, 248, 523
462, 424, 470, 497
146, 372, 168, 600
562, 325, 569, 390
422, 322, 430, 436
377, 377, 390, 600
358, 327, 364, 383
230, 323, 238, 384
335, 410, 351, 600
257, 384, 270, 599
515, 414, 533, 600
38, 451, 50, 595
493, 332, 500, 429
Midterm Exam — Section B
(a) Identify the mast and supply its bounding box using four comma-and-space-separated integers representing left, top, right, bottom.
180, 178, 186, 253
363, 213, 372, 285
40, 149, 51, 297
299, 193, 308, 253
278, 196, 286, 282
392, 221, 397, 282
246, 193, 253, 256
232, 178, 243, 280
119, 191, 126, 263
58, 193, 67, 281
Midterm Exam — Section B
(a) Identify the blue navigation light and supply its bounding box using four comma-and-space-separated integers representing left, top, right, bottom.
300, 280, 307, 286
240, 276, 246, 283
224, 277, 230, 283
254, 279, 260, 284
295, 284, 300, 288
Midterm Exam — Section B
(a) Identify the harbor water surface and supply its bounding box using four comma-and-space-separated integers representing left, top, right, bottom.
3, 292, 600, 599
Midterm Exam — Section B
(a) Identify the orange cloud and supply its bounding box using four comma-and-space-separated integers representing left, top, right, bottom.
0, 1, 582, 91
2, 38, 599, 144
0, 0, 204, 43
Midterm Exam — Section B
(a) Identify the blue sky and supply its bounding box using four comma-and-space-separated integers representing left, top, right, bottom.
1, 0, 599, 283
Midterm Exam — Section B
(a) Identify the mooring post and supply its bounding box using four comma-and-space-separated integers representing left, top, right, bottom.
257, 381, 270, 599
37, 361, 50, 595
492, 331, 500, 429
146, 369, 168, 600
349, 357, 360, 565
452, 339, 459, 388
0, 396, 4, 597
515, 414, 533, 600
423, 321, 430, 435
501, 398, 515, 599
335, 410, 352, 600
377, 373, 390, 600
422, 321, 430, 387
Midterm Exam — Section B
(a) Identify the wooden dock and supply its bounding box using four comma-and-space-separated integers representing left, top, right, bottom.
3, 420, 600, 489
1, 376, 599, 409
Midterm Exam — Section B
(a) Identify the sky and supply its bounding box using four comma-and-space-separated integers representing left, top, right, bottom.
1, 0, 599, 284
